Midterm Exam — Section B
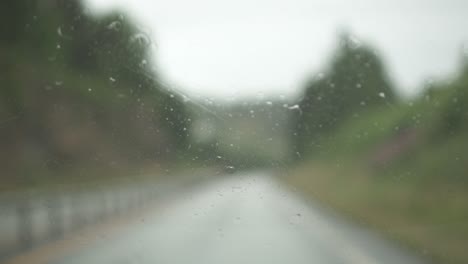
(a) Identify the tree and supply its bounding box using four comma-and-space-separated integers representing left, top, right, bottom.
295, 32, 397, 156
0, 0, 191, 177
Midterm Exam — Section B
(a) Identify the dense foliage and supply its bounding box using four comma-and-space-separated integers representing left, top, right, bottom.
0, 0, 190, 180
295, 32, 396, 156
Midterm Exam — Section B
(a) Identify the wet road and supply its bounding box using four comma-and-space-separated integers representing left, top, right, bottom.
46, 172, 425, 264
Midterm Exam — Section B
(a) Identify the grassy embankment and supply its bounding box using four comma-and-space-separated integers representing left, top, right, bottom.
287, 75, 468, 264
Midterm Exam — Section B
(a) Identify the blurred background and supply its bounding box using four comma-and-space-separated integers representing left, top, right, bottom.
1, 0, 468, 263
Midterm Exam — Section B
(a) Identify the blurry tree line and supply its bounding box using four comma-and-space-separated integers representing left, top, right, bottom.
293, 31, 468, 183
1, 0, 467, 185
0, 0, 190, 183
294, 32, 397, 156
289, 33, 468, 264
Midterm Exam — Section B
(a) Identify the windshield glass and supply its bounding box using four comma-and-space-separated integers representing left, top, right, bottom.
1, 1, 468, 264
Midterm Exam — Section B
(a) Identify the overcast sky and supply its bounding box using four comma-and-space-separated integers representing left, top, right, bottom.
85, 0, 468, 99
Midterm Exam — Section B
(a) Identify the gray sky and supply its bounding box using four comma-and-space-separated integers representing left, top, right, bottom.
85, 0, 468, 99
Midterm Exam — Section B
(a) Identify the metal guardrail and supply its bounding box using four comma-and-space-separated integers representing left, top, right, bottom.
0, 168, 219, 262
0, 180, 169, 261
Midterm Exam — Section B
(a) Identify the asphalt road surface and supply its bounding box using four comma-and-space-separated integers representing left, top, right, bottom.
14, 171, 428, 264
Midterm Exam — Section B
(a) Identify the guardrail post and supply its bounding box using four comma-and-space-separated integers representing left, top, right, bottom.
16, 199, 33, 251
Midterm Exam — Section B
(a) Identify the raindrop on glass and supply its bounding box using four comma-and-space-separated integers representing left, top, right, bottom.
107, 21, 122, 31
287, 104, 300, 110
130, 33, 151, 46
57, 27, 63, 37
348, 35, 362, 49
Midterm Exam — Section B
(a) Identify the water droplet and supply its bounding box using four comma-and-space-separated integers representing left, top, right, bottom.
57, 27, 63, 37
88, 88, 92, 92
109, 77, 116, 82
181, 95, 190, 102
266, 101, 272, 105
130, 33, 151, 46
348, 35, 361, 49
287, 104, 300, 110
169, 94, 175, 98
378, 92, 385, 98
355, 83, 362, 88
107, 21, 122, 31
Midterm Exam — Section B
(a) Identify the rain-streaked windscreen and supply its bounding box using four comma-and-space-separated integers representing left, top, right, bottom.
1, 0, 467, 263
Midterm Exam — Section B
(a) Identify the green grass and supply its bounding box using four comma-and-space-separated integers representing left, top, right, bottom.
286, 75, 468, 263
286, 161, 468, 264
